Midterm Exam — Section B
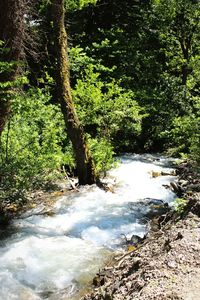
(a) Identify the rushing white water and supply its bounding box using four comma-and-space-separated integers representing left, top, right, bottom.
0, 154, 177, 300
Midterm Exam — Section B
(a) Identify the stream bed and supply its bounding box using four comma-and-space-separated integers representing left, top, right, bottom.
0, 154, 177, 300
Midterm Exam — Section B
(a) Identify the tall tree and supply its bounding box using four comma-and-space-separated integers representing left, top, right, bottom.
52, 0, 97, 185
0, 0, 25, 136
171, 0, 200, 86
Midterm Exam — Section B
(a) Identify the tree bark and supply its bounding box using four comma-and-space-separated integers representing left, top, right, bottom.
0, 0, 25, 136
52, 0, 97, 185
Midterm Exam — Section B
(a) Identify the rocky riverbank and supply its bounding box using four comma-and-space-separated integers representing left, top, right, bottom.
0, 177, 76, 226
81, 161, 200, 300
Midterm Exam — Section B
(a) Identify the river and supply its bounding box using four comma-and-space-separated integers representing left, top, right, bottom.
0, 154, 177, 300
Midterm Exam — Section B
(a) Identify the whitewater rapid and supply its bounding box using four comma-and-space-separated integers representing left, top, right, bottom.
0, 154, 177, 300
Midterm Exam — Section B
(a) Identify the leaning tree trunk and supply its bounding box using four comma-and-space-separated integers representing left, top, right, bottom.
0, 0, 25, 136
52, 0, 97, 185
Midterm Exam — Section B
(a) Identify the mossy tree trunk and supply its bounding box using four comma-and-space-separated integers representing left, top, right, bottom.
52, 0, 97, 185
0, 0, 25, 136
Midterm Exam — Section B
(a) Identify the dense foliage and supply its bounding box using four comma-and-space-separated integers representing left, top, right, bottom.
0, 0, 199, 200
0, 88, 68, 199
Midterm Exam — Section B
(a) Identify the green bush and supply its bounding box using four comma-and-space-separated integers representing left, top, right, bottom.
72, 65, 145, 152
163, 96, 200, 162
173, 198, 188, 214
88, 137, 116, 176
0, 88, 73, 200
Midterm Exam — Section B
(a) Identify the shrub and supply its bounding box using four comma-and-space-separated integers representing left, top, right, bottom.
0, 88, 72, 201
72, 65, 145, 152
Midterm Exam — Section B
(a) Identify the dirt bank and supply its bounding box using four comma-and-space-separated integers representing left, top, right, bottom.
81, 162, 200, 300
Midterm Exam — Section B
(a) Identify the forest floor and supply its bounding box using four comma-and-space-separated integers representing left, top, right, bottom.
81, 163, 200, 300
